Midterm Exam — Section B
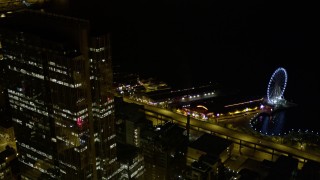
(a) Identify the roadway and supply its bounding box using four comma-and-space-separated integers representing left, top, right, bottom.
123, 96, 320, 163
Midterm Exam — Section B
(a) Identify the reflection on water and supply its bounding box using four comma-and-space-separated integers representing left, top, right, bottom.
251, 105, 320, 136
251, 110, 287, 136
261, 111, 285, 135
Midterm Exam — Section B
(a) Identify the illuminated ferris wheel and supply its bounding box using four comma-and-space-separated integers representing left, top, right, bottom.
267, 67, 288, 105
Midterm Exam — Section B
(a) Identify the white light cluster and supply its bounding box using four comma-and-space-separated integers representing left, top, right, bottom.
59, 160, 77, 170
27, 61, 43, 69
99, 110, 112, 119
8, 63, 82, 89
6, 54, 43, 69
49, 78, 82, 88
105, 165, 123, 180
56, 136, 75, 146
109, 143, 116, 149
19, 142, 52, 160
53, 106, 88, 122
8, 65, 44, 80
89, 47, 105, 53
74, 146, 87, 153
26, 153, 38, 161
12, 118, 23, 125
48, 66, 68, 75
9, 94, 48, 116
107, 134, 116, 141
129, 156, 143, 170
8, 89, 44, 105
92, 103, 113, 119
109, 157, 117, 165
19, 159, 56, 178
48, 61, 68, 71
131, 165, 144, 178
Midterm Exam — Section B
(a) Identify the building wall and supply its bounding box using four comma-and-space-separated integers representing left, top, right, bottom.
0, 10, 118, 179
125, 120, 140, 147
89, 35, 119, 179
119, 154, 145, 180
0, 146, 19, 179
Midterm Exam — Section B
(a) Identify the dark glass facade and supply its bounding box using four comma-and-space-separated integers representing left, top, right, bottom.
0, 10, 118, 179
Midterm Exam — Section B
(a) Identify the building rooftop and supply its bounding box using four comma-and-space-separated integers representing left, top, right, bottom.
189, 133, 232, 156
145, 84, 216, 102
116, 143, 139, 164
0, 146, 15, 163
199, 154, 220, 166
298, 160, 320, 180
141, 122, 187, 151
265, 155, 299, 180
191, 160, 211, 173
238, 168, 260, 180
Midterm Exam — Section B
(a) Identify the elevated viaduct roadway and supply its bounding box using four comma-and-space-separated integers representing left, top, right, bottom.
123, 96, 320, 164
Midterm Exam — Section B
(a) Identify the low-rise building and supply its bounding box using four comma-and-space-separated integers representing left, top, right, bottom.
187, 133, 233, 179
0, 146, 19, 179
141, 122, 188, 179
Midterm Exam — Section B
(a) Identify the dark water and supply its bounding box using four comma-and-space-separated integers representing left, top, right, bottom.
251, 106, 319, 135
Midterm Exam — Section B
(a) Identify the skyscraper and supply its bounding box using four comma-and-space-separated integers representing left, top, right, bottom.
0, 9, 118, 179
